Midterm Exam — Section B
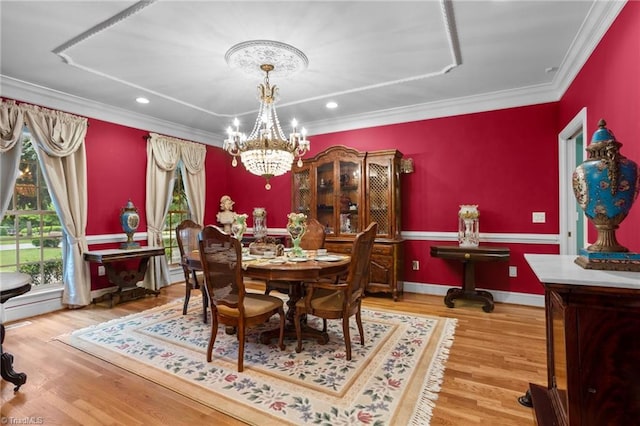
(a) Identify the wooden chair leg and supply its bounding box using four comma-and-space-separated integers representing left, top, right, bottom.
356, 309, 364, 345
343, 317, 352, 361
294, 309, 303, 353
207, 314, 218, 363
237, 326, 245, 372
183, 281, 191, 315
277, 308, 285, 350
201, 290, 208, 324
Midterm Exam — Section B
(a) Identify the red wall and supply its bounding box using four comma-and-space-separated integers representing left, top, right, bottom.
559, 0, 640, 251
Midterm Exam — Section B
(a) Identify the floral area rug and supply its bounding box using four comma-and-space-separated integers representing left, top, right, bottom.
56, 300, 457, 425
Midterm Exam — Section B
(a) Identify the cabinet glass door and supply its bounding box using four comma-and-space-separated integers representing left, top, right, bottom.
367, 161, 391, 236
315, 161, 335, 234
293, 168, 311, 215
339, 160, 360, 234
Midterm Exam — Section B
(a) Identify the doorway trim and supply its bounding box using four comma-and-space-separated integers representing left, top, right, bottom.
558, 107, 587, 255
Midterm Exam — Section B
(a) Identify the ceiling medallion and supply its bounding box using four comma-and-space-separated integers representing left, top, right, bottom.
225, 40, 309, 80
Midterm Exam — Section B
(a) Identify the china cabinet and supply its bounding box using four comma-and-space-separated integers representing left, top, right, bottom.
292, 146, 405, 300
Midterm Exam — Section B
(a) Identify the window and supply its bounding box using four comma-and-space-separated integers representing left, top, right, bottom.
163, 166, 189, 266
0, 133, 63, 288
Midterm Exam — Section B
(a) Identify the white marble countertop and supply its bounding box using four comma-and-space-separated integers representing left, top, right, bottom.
525, 254, 640, 290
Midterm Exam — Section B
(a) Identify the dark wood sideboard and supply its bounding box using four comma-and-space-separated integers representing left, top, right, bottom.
430, 245, 510, 312
525, 254, 640, 426
84, 246, 165, 306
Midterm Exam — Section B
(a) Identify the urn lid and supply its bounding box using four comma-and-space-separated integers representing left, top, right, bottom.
591, 119, 617, 143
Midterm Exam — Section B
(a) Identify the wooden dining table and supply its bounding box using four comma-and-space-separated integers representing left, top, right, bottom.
185, 251, 350, 344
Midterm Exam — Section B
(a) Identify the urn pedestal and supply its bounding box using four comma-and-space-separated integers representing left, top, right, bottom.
572, 119, 640, 271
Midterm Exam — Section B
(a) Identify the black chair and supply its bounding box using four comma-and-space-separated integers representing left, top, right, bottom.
1, 272, 32, 391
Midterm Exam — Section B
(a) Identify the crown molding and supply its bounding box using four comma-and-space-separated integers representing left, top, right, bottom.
0, 76, 221, 146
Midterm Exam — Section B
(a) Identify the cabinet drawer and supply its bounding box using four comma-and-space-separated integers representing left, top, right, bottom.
372, 244, 394, 256
371, 254, 393, 268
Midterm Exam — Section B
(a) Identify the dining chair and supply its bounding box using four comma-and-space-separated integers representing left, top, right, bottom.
265, 218, 326, 296
176, 219, 207, 323
294, 222, 377, 360
198, 225, 285, 372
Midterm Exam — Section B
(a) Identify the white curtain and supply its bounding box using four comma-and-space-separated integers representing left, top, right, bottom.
0, 99, 25, 221
21, 103, 91, 306
180, 141, 207, 225
144, 133, 181, 291
143, 133, 207, 291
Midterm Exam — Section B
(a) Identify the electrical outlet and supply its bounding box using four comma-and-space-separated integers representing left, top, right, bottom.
412, 260, 420, 271
509, 266, 518, 277
98, 265, 106, 276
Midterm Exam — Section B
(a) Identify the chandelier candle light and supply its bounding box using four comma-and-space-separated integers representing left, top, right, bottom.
223, 41, 311, 190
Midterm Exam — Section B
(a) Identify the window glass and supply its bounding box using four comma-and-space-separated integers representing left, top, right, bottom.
163, 166, 189, 266
0, 133, 63, 287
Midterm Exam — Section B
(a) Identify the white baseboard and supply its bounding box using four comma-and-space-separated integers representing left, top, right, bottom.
2, 286, 65, 323
403, 281, 545, 308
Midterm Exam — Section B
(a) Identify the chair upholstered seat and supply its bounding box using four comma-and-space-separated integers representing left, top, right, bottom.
295, 289, 343, 312
217, 293, 283, 318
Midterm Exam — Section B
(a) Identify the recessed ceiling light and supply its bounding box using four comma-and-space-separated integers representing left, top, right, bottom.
326, 101, 338, 109
136, 97, 150, 104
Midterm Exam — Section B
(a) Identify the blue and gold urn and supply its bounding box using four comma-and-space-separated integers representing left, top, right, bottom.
120, 199, 141, 249
572, 119, 639, 270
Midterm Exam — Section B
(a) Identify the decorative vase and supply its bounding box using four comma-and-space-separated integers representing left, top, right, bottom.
287, 212, 307, 258
120, 199, 140, 249
572, 119, 639, 270
231, 213, 248, 242
458, 205, 479, 248
253, 207, 267, 241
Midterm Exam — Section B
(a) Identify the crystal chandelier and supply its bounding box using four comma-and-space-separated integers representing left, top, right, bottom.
223, 62, 310, 190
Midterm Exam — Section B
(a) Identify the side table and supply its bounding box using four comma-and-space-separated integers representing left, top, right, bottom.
84, 246, 165, 307
1, 272, 32, 391
430, 245, 510, 312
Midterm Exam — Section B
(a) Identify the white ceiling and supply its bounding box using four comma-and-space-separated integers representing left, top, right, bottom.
0, 1, 625, 146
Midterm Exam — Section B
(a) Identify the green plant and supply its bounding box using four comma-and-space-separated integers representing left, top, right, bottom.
19, 260, 63, 286
31, 237, 61, 248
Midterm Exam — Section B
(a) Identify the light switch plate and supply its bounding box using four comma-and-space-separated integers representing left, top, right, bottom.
509, 266, 518, 277
532, 212, 546, 223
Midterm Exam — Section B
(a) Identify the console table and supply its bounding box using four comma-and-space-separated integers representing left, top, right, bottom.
84, 246, 165, 307
524, 254, 640, 426
430, 245, 510, 312
1, 272, 31, 391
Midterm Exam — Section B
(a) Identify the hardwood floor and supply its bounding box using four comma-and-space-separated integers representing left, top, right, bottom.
1, 282, 546, 425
